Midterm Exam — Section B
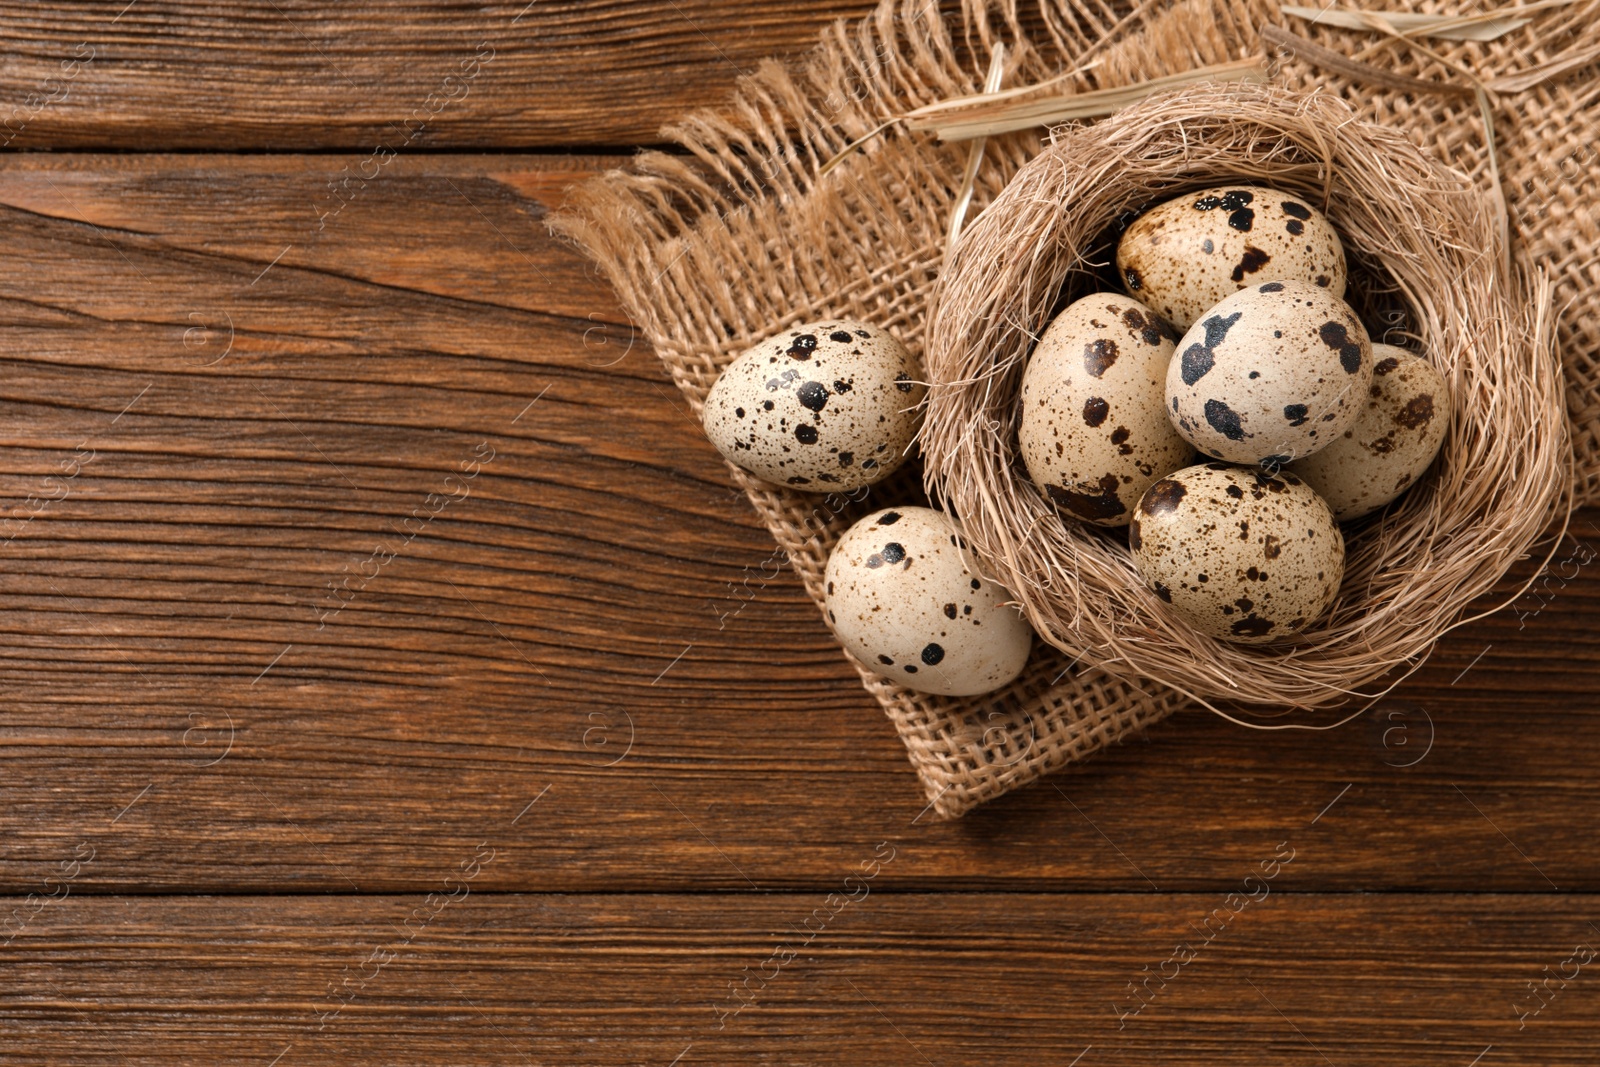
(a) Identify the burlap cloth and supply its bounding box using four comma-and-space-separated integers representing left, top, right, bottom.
552, 0, 1600, 817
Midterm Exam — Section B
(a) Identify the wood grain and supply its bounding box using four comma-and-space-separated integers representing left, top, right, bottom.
0, 153, 1597, 895
1, 5, 1595, 1063
4, 893, 1598, 1064
0, 1, 882, 150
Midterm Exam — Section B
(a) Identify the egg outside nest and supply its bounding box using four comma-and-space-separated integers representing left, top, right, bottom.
824, 507, 1033, 697
701, 320, 925, 492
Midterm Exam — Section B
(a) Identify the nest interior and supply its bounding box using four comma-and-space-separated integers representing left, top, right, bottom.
923, 81, 1571, 713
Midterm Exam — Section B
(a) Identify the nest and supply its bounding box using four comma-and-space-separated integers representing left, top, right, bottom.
922, 80, 1571, 713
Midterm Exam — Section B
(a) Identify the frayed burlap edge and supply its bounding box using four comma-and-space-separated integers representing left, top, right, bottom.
550, 0, 1600, 816
551, 0, 1194, 818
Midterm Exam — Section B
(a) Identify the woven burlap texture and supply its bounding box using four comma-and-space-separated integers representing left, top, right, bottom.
552, 0, 1599, 818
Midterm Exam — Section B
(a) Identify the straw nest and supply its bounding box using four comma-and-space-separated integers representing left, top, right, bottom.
922, 80, 1571, 713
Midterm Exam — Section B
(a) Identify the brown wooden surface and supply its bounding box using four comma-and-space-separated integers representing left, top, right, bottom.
0, 1, 880, 150
6, 894, 1600, 1065
1, 3, 1597, 1063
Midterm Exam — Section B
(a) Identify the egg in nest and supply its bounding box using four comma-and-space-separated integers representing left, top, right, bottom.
1116, 185, 1346, 330
1018, 293, 1195, 525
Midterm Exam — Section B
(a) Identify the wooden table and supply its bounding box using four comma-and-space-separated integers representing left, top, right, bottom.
2, 4, 1596, 1063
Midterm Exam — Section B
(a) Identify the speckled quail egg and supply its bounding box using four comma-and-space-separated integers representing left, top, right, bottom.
825, 507, 1033, 696
1129, 463, 1345, 644
1286, 344, 1449, 521
1166, 280, 1373, 467
1116, 185, 1347, 330
1018, 293, 1195, 525
702, 320, 925, 491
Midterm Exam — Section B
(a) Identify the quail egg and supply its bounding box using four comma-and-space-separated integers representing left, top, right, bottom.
702, 320, 925, 491
1018, 293, 1196, 525
825, 507, 1033, 696
1129, 463, 1345, 644
1286, 344, 1449, 520
1116, 185, 1347, 330
1166, 280, 1373, 467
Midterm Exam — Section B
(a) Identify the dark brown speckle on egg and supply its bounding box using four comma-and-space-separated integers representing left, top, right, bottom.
1230, 245, 1270, 282
1141, 477, 1187, 515
1083, 338, 1119, 377
1204, 398, 1247, 441
796, 381, 829, 412
1048, 475, 1127, 522
1395, 394, 1434, 429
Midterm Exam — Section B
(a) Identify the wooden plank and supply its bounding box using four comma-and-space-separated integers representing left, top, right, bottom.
0, 154, 1597, 894
3, 893, 1597, 1064
0, 1, 883, 150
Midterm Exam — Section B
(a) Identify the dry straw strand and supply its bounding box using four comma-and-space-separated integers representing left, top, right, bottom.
907, 57, 1268, 140
1260, 24, 1475, 96
946, 43, 1010, 251
1278, 3, 1565, 42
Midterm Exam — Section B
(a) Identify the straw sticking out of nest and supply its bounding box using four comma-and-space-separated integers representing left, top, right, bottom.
819, 58, 1263, 177
921, 80, 1571, 714
1278, 3, 1551, 42
905, 58, 1267, 141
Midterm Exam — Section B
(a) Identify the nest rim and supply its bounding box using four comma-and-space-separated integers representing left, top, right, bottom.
920, 80, 1571, 714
